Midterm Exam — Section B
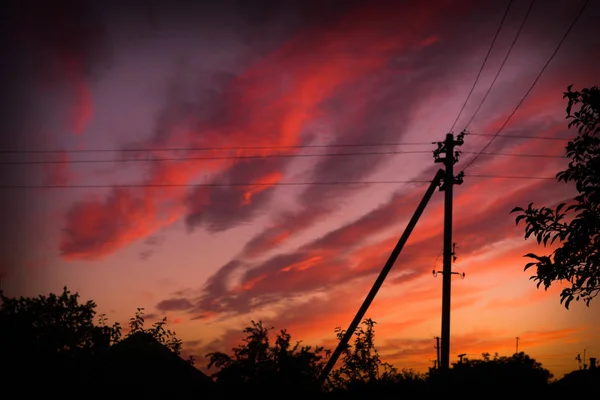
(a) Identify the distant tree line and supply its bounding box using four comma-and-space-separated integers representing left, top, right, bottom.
1, 287, 597, 396
0, 287, 186, 393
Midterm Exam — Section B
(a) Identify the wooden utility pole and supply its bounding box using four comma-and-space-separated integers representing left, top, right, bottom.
0, 273, 4, 307
434, 336, 441, 369
516, 337, 519, 354
434, 132, 464, 371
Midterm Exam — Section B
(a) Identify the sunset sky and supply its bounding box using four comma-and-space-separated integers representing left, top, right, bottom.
1, 0, 599, 379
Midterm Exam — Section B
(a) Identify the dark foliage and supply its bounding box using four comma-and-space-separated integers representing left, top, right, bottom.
0, 286, 113, 389
206, 318, 429, 397
206, 320, 329, 395
328, 318, 424, 394
439, 352, 551, 387
2, 288, 592, 396
551, 362, 600, 394
512, 85, 600, 308
0, 287, 192, 394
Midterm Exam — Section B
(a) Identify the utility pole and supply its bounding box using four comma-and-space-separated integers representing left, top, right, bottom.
516, 337, 519, 354
433, 132, 464, 371
434, 336, 441, 369
0, 273, 4, 307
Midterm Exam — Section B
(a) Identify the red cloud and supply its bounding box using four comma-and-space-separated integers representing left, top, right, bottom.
235, 114, 571, 267
220, 1, 473, 260
281, 256, 323, 272
187, 156, 574, 319
60, 153, 231, 259
60, 189, 162, 260
242, 171, 283, 205
59, 0, 461, 260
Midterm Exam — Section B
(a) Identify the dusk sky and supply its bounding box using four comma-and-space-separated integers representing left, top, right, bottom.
1, 0, 599, 378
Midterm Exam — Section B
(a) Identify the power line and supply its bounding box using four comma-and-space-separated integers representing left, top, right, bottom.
7, 132, 565, 158
0, 180, 432, 189
0, 174, 559, 189
463, 0, 536, 130
0, 141, 435, 155
462, 0, 590, 172
0, 132, 570, 156
449, 0, 514, 133
0, 150, 566, 166
468, 133, 572, 141
460, 151, 566, 159
468, 174, 556, 180
0, 150, 433, 165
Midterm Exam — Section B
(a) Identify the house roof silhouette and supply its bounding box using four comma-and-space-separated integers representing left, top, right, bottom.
108, 331, 216, 394
553, 364, 600, 393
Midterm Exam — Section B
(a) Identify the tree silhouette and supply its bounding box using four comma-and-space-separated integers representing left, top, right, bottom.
2, 288, 564, 394
0, 287, 187, 391
124, 307, 186, 360
512, 85, 600, 308
206, 320, 329, 395
0, 287, 114, 389
428, 352, 553, 391
552, 358, 600, 394
329, 318, 403, 393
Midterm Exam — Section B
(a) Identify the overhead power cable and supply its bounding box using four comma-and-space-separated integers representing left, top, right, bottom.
0, 150, 433, 165
0, 150, 567, 165
467, 133, 573, 141
0, 141, 435, 155
463, 0, 536, 130
467, 174, 556, 180
449, 0, 514, 133
0, 180, 432, 189
462, 0, 590, 172
0, 174, 559, 189
460, 151, 566, 159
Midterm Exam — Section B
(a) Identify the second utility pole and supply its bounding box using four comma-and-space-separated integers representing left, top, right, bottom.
434, 336, 441, 369
434, 132, 464, 371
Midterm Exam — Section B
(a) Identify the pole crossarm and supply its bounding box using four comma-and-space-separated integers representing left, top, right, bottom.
433, 130, 465, 191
